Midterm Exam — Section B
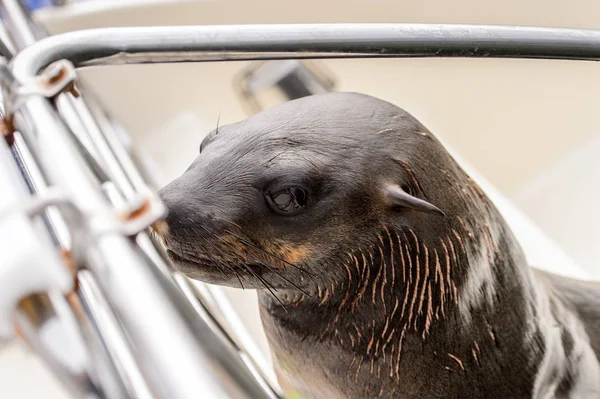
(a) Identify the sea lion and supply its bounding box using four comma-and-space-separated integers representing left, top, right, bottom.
157, 92, 600, 398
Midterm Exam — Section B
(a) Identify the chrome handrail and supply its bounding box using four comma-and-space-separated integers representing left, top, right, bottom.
0, 1, 282, 398
1, 3, 599, 398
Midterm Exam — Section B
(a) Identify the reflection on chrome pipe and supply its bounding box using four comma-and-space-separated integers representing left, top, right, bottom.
180, 277, 280, 390
10, 23, 600, 81
0, 0, 138, 202
0, 0, 44, 49
2, 5, 283, 397
9, 132, 72, 248
76, 271, 154, 399
12, 94, 279, 398
0, 18, 71, 250
0, 26, 14, 59
15, 291, 125, 399
56, 94, 136, 200
0, 0, 147, 204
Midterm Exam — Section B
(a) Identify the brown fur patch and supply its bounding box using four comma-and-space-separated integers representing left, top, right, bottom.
278, 245, 312, 264
151, 220, 169, 237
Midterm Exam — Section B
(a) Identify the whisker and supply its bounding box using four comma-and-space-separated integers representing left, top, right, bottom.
197, 237, 244, 286
197, 225, 287, 311
211, 215, 243, 230
215, 113, 221, 135
253, 273, 288, 312
190, 235, 245, 288
199, 225, 311, 297
225, 229, 317, 277
199, 245, 228, 277
184, 224, 245, 287
183, 230, 245, 287
254, 260, 312, 297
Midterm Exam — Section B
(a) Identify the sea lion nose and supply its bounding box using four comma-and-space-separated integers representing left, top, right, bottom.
158, 184, 196, 236
158, 181, 224, 242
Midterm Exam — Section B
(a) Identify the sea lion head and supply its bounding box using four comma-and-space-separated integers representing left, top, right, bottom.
158, 92, 500, 303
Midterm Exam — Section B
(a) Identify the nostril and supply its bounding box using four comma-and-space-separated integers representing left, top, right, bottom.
158, 182, 223, 237
163, 209, 178, 230
163, 205, 194, 235
160, 199, 202, 236
158, 188, 186, 232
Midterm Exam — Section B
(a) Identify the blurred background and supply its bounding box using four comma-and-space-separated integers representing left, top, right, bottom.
2, 0, 600, 397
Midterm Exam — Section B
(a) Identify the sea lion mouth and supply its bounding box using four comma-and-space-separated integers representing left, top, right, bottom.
165, 248, 266, 277
166, 249, 208, 267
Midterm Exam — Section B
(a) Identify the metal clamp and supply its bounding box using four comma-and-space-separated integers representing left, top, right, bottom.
0, 193, 73, 340
16, 59, 79, 98
0, 184, 167, 341
3, 187, 165, 238
1, 59, 79, 116
118, 196, 166, 236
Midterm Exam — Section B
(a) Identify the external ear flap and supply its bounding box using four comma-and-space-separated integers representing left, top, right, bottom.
384, 184, 445, 216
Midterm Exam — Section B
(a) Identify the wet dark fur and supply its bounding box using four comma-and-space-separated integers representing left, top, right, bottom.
158, 92, 600, 398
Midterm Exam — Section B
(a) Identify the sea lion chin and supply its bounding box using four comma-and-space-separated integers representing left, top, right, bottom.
158, 92, 600, 399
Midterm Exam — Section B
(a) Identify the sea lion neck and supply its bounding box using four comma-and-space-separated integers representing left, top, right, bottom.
257, 205, 531, 339
257, 209, 550, 397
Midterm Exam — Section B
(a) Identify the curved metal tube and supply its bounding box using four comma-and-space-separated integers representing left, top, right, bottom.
11, 93, 281, 399
9, 23, 600, 81
0, 0, 44, 50
2, 3, 283, 397
15, 291, 129, 399
5, 20, 600, 399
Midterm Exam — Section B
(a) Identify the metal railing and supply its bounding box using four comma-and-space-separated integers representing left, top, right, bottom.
1, 1, 599, 398
0, 1, 281, 398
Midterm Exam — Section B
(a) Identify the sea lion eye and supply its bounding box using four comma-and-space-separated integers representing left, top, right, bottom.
267, 187, 308, 215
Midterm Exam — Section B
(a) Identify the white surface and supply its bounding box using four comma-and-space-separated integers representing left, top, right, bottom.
446, 146, 590, 280
515, 133, 600, 278
0, 343, 70, 398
